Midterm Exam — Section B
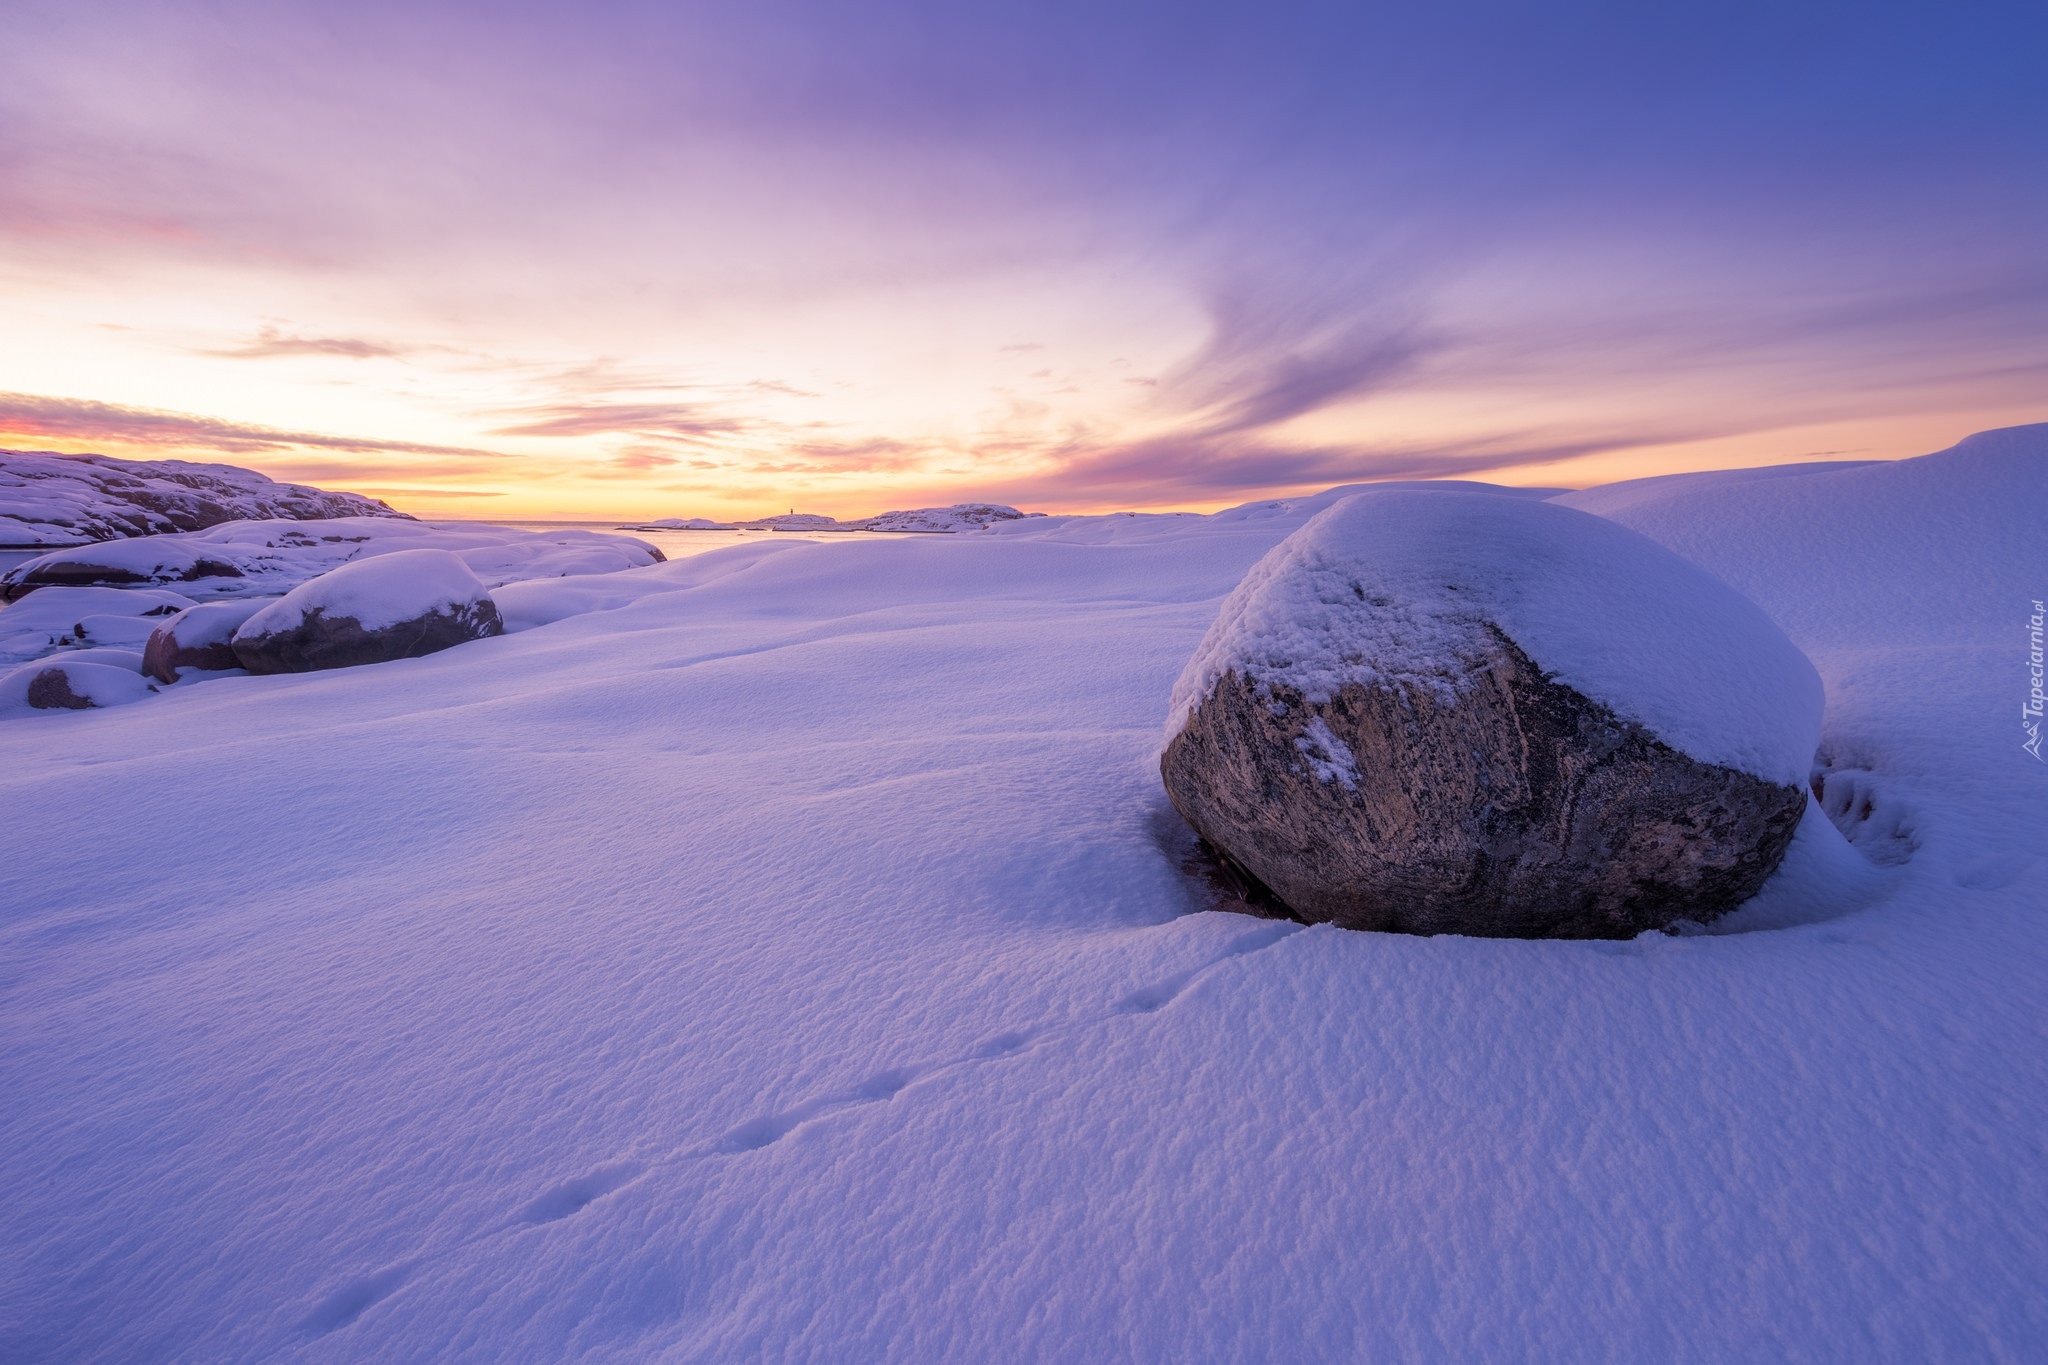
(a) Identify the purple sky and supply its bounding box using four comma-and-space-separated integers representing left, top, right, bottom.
2, 0, 2042, 517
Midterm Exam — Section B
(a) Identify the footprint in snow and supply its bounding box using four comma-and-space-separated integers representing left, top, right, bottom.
713, 1068, 926, 1154
301, 1263, 413, 1335
521, 1161, 646, 1224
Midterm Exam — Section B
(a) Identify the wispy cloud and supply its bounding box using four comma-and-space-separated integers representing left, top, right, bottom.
0, 392, 507, 459
937, 419, 1733, 511
486, 401, 744, 442
202, 325, 410, 360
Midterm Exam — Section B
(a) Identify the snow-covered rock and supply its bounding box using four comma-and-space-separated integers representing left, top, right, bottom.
739, 513, 848, 531
143, 600, 272, 681
231, 550, 504, 674
0, 448, 406, 548
2, 517, 665, 602
847, 503, 1036, 532
0, 657, 157, 715
618, 517, 733, 531
1162, 490, 1822, 937
0, 585, 195, 668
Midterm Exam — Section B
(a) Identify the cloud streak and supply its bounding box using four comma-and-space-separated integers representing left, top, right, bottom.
0, 392, 507, 460
202, 326, 411, 360
486, 401, 744, 442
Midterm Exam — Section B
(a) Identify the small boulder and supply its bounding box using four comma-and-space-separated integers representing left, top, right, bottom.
143, 600, 271, 681
1161, 491, 1822, 939
0, 658, 157, 715
230, 549, 503, 674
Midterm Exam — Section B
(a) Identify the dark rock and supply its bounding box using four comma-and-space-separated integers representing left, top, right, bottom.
143, 600, 270, 681
26, 667, 92, 709
229, 548, 504, 674
232, 599, 502, 674
1162, 629, 1808, 939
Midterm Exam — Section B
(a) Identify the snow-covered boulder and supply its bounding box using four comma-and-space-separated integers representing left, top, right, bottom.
847, 503, 1035, 532
2, 517, 664, 601
0, 586, 195, 668
231, 550, 503, 675
1161, 491, 1821, 938
0, 448, 405, 548
0, 657, 157, 715
143, 600, 271, 681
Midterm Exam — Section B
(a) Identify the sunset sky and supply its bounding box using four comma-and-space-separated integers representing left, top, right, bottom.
2, 0, 2042, 520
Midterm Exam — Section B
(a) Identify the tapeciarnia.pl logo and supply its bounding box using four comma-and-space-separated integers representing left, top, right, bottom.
2027, 598, 2045, 760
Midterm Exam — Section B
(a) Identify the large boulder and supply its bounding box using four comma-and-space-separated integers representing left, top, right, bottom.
1161, 491, 1822, 939
230, 549, 502, 674
142, 600, 272, 681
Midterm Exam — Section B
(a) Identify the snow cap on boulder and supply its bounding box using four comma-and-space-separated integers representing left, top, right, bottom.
232, 549, 502, 674
1170, 490, 1822, 786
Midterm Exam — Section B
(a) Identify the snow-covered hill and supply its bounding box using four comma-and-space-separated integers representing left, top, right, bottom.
0, 448, 407, 547
0, 427, 2042, 1360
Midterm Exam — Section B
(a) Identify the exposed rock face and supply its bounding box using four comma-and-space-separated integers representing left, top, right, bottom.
143, 600, 271, 681
1163, 632, 1808, 938
26, 667, 93, 709
230, 549, 503, 674
1161, 490, 1822, 939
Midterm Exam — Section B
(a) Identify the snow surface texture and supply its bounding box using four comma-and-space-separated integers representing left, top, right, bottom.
237, 549, 494, 638
1169, 491, 1825, 785
0, 448, 405, 547
0, 429, 2043, 1360
0, 516, 662, 603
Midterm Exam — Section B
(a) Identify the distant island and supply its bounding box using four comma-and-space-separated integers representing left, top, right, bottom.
619, 504, 1043, 534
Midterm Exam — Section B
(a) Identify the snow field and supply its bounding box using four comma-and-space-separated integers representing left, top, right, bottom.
0, 427, 2043, 1360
